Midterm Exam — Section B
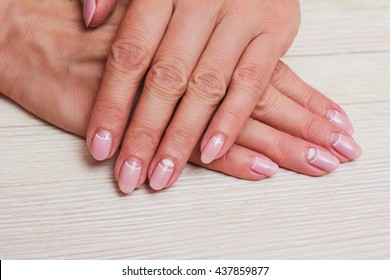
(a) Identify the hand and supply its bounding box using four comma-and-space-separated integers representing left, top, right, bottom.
0, 0, 362, 194
83, 0, 302, 190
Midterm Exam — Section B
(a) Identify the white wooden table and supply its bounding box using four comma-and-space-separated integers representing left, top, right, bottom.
1, 0, 390, 259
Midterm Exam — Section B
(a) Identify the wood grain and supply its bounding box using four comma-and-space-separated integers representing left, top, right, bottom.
1, 0, 389, 259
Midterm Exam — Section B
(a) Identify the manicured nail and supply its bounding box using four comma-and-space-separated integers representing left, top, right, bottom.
327, 109, 354, 135
307, 148, 340, 173
250, 156, 279, 177
201, 134, 225, 164
83, 0, 96, 27
149, 158, 175, 191
118, 158, 142, 194
331, 133, 362, 160
91, 130, 112, 161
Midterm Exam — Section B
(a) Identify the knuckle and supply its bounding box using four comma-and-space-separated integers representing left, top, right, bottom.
146, 63, 187, 99
275, 10, 292, 28
130, 126, 160, 149
187, 69, 226, 103
254, 86, 278, 117
266, 3, 301, 53
109, 39, 150, 73
271, 60, 288, 83
94, 99, 128, 123
302, 90, 316, 112
271, 2, 298, 28
272, 136, 294, 163
232, 64, 263, 89
301, 116, 322, 141
166, 127, 198, 158
170, 126, 197, 146
219, 104, 246, 128
237, 119, 254, 141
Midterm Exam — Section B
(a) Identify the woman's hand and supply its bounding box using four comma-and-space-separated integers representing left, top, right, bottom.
0, 0, 362, 194
83, 0, 302, 190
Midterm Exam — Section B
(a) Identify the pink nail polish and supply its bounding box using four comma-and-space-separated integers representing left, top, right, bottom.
149, 159, 175, 191
327, 109, 354, 135
331, 133, 362, 160
201, 134, 225, 164
307, 148, 340, 173
91, 130, 112, 161
83, 0, 96, 27
250, 156, 279, 177
118, 158, 142, 194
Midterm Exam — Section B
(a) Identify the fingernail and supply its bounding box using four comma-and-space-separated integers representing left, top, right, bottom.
83, 0, 96, 27
149, 158, 175, 191
118, 158, 142, 194
307, 148, 340, 173
327, 109, 354, 135
91, 130, 112, 161
201, 134, 225, 164
331, 133, 363, 160
250, 156, 279, 177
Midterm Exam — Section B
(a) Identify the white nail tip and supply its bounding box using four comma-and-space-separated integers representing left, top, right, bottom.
161, 158, 175, 169
307, 148, 339, 173
308, 148, 319, 162
124, 159, 142, 170
96, 130, 111, 140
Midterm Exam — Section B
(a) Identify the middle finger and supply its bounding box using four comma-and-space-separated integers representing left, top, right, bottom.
115, 3, 221, 193
147, 16, 258, 190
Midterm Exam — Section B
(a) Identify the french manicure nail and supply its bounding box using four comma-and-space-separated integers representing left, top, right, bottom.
149, 158, 175, 191
327, 109, 354, 135
118, 158, 142, 194
250, 156, 279, 177
307, 148, 340, 173
201, 134, 225, 164
91, 130, 112, 161
83, 0, 96, 27
331, 133, 363, 160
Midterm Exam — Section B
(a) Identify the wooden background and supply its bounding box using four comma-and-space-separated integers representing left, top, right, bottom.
1, 0, 389, 259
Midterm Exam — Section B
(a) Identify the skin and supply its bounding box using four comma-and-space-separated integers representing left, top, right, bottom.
0, 0, 361, 194
83, 0, 302, 190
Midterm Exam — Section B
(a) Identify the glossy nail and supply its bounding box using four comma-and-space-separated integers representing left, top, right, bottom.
149, 158, 175, 191
201, 134, 225, 164
327, 109, 354, 135
83, 0, 96, 27
307, 148, 340, 173
91, 130, 112, 161
250, 156, 279, 177
118, 158, 142, 194
331, 133, 362, 160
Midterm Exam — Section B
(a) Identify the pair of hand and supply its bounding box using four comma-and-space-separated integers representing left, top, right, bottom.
82, 0, 305, 191
0, 0, 362, 194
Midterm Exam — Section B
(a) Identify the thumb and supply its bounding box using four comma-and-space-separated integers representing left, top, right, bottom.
81, 0, 117, 28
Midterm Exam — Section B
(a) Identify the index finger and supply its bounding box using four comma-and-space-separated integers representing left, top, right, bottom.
86, 0, 173, 161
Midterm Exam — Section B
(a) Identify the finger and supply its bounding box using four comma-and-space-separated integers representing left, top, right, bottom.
271, 60, 354, 134
252, 85, 362, 162
237, 118, 340, 176
81, 0, 117, 28
122, 143, 279, 194
86, 0, 172, 161
189, 143, 279, 181
145, 15, 259, 190
115, 3, 220, 193
200, 35, 281, 164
